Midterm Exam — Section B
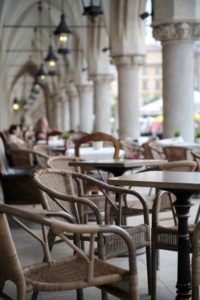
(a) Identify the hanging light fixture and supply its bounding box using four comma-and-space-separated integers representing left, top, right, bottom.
81, 0, 103, 22
12, 98, 20, 111
54, 0, 73, 55
45, 0, 58, 76
32, 78, 40, 94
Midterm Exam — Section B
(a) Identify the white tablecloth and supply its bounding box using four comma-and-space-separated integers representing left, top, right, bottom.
66, 147, 125, 160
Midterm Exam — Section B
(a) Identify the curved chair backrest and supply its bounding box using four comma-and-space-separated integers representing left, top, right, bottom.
191, 150, 200, 171
75, 131, 120, 159
158, 160, 197, 172
163, 146, 189, 162
47, 155, 81, 172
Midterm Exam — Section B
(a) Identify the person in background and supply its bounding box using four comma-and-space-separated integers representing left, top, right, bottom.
8, 124, 25, 147
34, 117, 49, 143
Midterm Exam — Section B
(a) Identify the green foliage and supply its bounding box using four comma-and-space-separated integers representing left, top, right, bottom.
173, 130, 181, 137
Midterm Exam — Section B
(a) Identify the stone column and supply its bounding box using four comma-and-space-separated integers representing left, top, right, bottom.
62, 95, 70, 132
114, 55, 144, 138
153, 22, 200, 142
55, 99, 62, 130
68, 89, 80, 131
92, 74, 113, 133
77, 84, 93, 132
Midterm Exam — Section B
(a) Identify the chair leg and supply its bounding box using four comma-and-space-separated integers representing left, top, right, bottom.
192, 287, 199, 300
31, 291, 38, 300
151, 248, 158, 300
101, 290, 108, 300
76, 289, 84, 300
146, 246, 152, 295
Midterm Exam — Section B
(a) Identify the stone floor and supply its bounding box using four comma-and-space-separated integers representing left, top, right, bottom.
0, 185, 199, 300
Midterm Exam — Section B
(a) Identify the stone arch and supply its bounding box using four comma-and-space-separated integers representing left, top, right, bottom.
10, 60, 50, 120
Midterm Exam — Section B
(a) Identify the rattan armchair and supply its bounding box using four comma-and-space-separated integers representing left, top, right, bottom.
0, 203, 139, 300
163, 145, 190, 161
33, 168, 151, 294
191, 150, 200, 171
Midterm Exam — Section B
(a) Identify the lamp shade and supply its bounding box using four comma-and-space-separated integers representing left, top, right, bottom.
36, 63, 47, 85
44, 45, 58, 76
81, 0, 103, 18
12, 98, 20, 111
54, 13, 72, 55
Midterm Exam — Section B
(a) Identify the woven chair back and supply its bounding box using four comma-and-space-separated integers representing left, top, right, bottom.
47, 155, 81, 173
33, 169, 80, 221
163, 146, 189, 162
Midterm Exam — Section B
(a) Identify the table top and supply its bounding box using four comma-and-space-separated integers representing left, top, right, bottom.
69, 159, 165, 169
108, 170, 200, 191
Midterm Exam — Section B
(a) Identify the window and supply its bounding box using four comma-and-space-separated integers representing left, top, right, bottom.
155, 80, 160, 90
143, 80, 148, 90
155, 66, 161, 75
142, 67, 148, 75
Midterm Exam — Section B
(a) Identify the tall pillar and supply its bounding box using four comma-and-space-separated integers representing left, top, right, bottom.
68, 89, 80, 131
62, 96, 70, 132
92, 74, 113, 133
114, 55, 144, 138
55, 99, 62, 130
153, 23, 200, 142
77, 84, 93, 132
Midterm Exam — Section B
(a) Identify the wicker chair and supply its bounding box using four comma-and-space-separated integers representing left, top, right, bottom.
74, 131, 121, 194
163, 145, 190, 161
0, 203, 139, 300
191, 150, 200, 171
192, 220, 200, 300
33, 168, 151, 294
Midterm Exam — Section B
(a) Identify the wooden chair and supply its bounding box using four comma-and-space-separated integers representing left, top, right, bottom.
33, 168, 151, 294
75, 131, 121, 159
0, 203, 139, 300
0, 137, 43, 205
163, 145, 190, 161
192, 220, 200, 300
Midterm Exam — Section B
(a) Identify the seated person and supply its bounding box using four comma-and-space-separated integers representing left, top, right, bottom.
8, 124, 25, 148
34, 117, 49, 143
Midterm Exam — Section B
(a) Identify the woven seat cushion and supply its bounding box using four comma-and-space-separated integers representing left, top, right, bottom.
153, 224, 195, 251
24, 256, 128, 291
103, 224, 150, 259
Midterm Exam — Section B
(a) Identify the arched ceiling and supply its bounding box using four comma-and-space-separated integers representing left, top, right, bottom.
0, 0, 94, 107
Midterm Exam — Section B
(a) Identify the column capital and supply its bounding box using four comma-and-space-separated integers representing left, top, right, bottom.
112, 55, 145, 67
90, 73, 114, 83
153, 22, 200, 42
67, 90, 78, 98
77, 84, 93, 93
